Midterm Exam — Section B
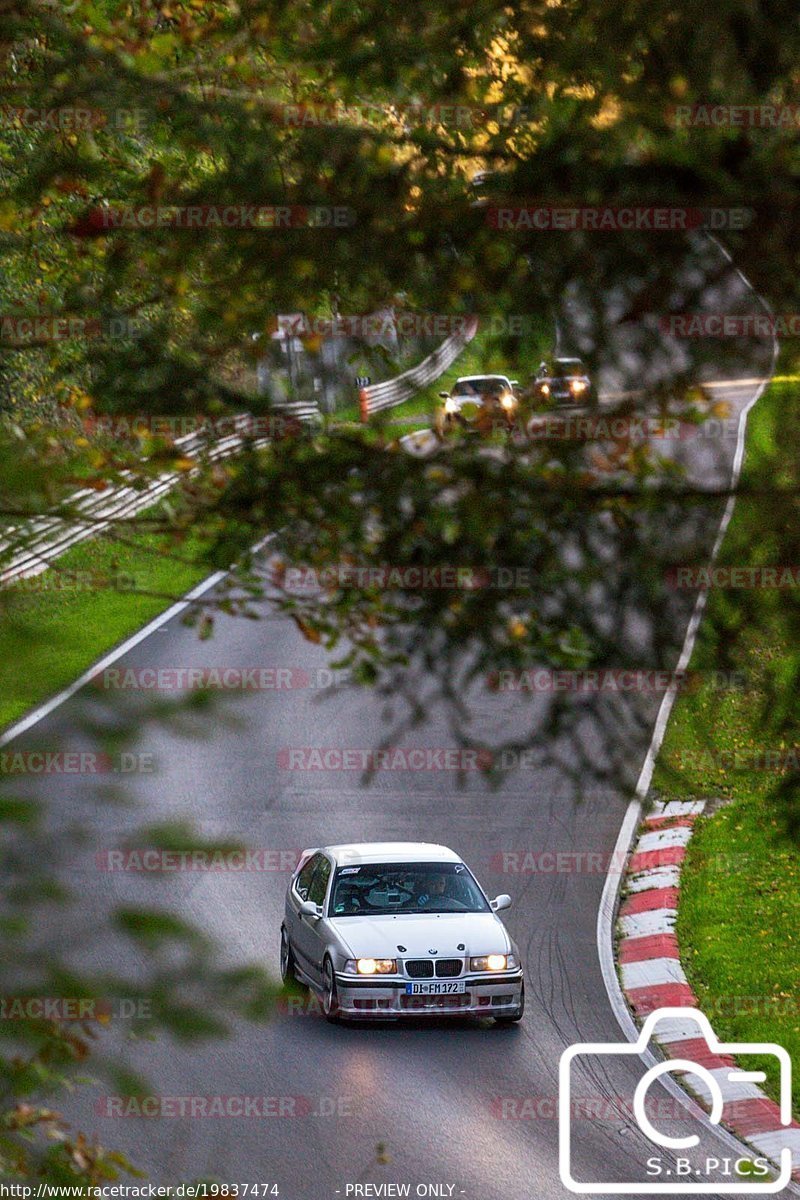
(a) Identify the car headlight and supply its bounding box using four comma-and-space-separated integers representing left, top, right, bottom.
539, 383, 550, 396
470, 953, 517, 972
344, 958, 398, 975
444, 397, 458, 414
570, 379, 587, 394
500, 394, 517, 411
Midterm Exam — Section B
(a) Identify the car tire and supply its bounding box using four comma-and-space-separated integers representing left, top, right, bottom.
280, 926, 303, 988
494, 981, 524, 1025
321, 957, 340, 1023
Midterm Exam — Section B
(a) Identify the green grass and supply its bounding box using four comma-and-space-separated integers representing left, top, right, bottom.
652, 373, 800, 1116
0, 522, 210, 730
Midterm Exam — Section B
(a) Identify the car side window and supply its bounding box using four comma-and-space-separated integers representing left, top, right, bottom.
308, 856, 332, 907
295, 853, 320, 901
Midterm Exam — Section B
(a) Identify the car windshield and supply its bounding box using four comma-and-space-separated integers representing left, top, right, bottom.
455, 378, 506, 398
553, 360, 586, 377
329, 861, 491, 917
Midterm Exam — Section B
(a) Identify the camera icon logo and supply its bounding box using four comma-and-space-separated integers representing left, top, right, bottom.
559, 1007, 794, 1193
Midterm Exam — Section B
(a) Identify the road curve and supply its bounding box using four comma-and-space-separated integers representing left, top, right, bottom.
2, 259, 782, 1199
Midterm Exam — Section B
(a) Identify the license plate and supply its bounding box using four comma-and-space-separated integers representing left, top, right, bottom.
405, 981, 466, 995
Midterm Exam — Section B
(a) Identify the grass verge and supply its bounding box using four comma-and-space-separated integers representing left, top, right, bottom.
652, 373, 800, 1116
0, 520, 210, 731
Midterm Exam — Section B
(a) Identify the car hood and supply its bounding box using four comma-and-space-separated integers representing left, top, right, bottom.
448, 394, 487, 409
329, 912, 510, 959
450, 392, 514, 405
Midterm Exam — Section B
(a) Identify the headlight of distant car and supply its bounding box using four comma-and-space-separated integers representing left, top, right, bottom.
444, 397, 458, 414
470, 953, 517, 972
500, 393, 517, 411
539, 383, 550, 396
570, 379, 587, 394
344, 958, 398, 975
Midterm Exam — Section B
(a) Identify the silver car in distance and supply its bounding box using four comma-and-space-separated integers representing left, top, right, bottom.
280, 842, 524, 1024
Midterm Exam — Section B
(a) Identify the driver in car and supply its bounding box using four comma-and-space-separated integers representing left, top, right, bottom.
417, 873, 454, 908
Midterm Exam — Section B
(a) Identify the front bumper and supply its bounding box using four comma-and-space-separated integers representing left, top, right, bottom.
333, 969, 524, 1019
535, 385, 589, 403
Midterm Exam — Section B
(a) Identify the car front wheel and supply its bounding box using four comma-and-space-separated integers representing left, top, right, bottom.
280, 927, 302, 987
321, 957, 340, 1023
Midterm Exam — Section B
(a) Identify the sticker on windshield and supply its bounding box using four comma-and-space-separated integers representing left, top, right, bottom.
339, 867, 360, 874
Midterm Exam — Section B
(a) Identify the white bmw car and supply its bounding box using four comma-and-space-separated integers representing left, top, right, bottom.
280, 841, 525, 1023
435, 374, 520, 436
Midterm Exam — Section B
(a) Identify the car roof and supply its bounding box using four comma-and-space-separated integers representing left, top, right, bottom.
320, 842, 462, 866
454, 374, 510, 383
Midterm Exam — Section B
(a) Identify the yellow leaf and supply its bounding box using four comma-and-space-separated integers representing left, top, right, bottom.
291, 615, 322, 644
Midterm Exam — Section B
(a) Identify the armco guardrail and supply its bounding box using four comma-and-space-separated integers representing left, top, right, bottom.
1, 321, 476, 587
0, 423, 271, 588
266, 398, 322, 424
362, 317, 479, 415
269, 317, 478, 423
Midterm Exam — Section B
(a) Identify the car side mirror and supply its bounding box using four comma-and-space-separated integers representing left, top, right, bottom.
490, 894, 512, 912
509, 380, 519, 388
438, 391, 450, 400
299, 900, 323, 919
